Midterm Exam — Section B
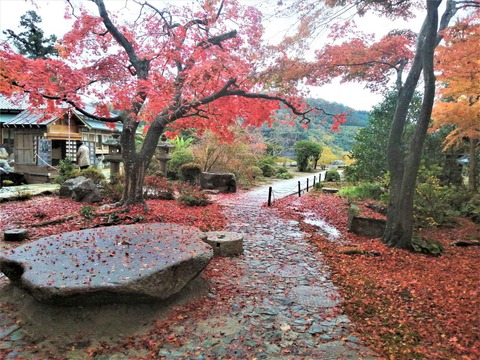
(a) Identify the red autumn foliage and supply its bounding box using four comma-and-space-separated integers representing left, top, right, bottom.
273, 192, 480, 359
0, 196, 225, 246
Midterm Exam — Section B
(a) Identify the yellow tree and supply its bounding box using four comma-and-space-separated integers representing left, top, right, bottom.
317, 146, 337, 169
433, 14, 480, 191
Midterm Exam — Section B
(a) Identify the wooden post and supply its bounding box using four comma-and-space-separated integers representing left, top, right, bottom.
298, 181, 301, 197
307, 178, 309, 192
313, 176, 316, 186
268, 186, 273, 207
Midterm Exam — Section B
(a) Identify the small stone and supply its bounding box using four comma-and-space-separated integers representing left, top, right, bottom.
203, 231, 243, 257
0, 324, 19, 339
93, 354, 129, 360
3, 229, 29, 242
259, 308, 280, 316
222, 336, 235, 344
9, 329, 28, 342
308, 324, 324, 335
202, 339, 220, 348
0, 341, 12, 349
264, 342, 281, 354
319, 334, 333, 341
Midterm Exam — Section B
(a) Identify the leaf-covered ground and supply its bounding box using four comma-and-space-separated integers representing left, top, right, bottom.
0, 192, 478, 359
273, 192, 480, 360
0, 196, 225, 246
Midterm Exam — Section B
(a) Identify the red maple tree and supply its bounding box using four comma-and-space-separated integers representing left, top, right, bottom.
0, 0, 334, 207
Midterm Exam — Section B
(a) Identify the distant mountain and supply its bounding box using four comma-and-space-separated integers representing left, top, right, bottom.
260, 98, 369, 157
306, 98, 369, 128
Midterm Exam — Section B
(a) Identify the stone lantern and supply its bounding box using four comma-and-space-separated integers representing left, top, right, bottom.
103, 133, 122, 183
156, 134, 174, 175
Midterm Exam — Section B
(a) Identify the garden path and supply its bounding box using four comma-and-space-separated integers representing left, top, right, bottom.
0, 175, 377, 359
192, 178, 378, 359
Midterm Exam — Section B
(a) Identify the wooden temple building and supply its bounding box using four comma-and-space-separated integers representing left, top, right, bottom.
1, 98, 121, 183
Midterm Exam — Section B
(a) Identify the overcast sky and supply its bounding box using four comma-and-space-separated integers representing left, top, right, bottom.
0, 0, 422, 111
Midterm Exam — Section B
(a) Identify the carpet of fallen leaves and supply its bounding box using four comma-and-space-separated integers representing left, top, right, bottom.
0, 196, 226, 244
274, 192, 480, 360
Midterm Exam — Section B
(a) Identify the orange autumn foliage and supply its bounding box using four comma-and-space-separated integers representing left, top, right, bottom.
433, 14, 480, 149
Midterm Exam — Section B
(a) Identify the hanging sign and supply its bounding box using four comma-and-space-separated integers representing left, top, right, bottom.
37, 139, 52, 167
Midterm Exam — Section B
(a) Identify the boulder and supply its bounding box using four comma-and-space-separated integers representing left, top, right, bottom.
0, 223, 213, 305
73, 178, 102, 203
59, 176, 86, 198
200, 172, 237, 193
348, 216, 386, 238
59, 176, 102, 203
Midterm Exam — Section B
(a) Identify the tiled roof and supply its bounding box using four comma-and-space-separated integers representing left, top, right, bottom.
82, 118, 122, 132
3, 109, 69, 126
0, 96, 25, 111
2, 100, 124, 131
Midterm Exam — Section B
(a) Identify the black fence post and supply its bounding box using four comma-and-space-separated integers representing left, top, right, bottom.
307, 178, 309, 192
313, 175, 316, 186
268, 186, 273, 207
298, 181, 301, 197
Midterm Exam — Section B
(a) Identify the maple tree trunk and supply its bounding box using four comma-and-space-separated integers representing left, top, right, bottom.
383, 1, 440, 250
119, 116, 165, 207
122, 155, 148, 206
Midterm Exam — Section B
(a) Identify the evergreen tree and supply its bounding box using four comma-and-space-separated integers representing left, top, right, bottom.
3, 10, 58, 59
347, 91, 421, 181
294, 140, 322, 172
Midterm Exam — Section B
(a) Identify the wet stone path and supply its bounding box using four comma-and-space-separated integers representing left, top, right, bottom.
176, 189, 378, 359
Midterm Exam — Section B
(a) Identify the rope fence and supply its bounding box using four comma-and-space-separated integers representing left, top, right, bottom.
267, 173, 322, 207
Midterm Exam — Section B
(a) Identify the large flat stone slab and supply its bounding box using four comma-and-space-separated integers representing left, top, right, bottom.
0, 223, 213, 305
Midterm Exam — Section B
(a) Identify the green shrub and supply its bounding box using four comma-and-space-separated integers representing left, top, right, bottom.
257, 156, 277, 177
54, 158, 80, 184
144, 175, 175, 200
80, 167, 105, 184
339, 183, 384, 200
179, 163, 202, 185
177, 184, 210, 206
246, 166, 263, 180
261, 164, 277, 177
100, 174, 124, 202
460, 193, 480, 223
167, 148, 195, 179
412, 235, 444, 256
258, 156, 277, 177
80, 205, 95, 219
325, 169, 341, 182
276, 167, 293, 179
1, 180, 14, 186
414, 175, 458, 227
15, 190, 33, 200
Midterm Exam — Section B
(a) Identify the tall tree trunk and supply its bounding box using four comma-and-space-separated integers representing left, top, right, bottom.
468, 137, 478, 192
383, 1, 441, 250
119, 115, 166, 206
